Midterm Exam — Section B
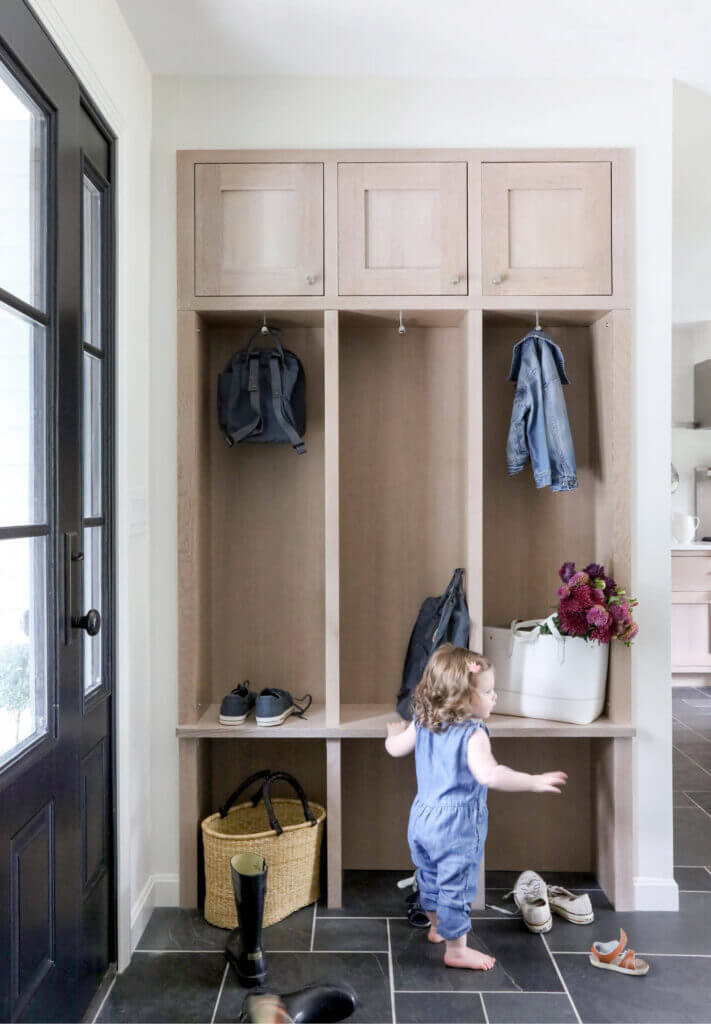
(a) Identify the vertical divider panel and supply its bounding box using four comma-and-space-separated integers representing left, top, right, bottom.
466, 310, 484, 652
324, 311, 340, 726
323, 163, 339, 300
177, 310, 211, 722
326, 738, 343, 908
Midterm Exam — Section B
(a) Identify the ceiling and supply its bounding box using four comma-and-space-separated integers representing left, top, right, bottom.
116, 0, 711, 84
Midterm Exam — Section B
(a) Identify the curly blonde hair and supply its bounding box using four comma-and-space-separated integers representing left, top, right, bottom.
411, 643, 492, 732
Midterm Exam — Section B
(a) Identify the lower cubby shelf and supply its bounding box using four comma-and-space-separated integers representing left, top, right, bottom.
176, 704, 635, 739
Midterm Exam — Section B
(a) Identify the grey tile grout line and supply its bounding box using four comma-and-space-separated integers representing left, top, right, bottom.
551, 951, 711, 957
673, 720, 711, 746
310, 902, 317, 951
685, 792, 711, 822
673, 746, 711, 777
91, 975, 116, 1024
317, 915, 408, 920
394, 988, 572, 995
210, 963, 229, 1024
135, 948, 224, 954
479, 991, 490, 1024
540, 933, 582, 1024
386, 919, 397, 1024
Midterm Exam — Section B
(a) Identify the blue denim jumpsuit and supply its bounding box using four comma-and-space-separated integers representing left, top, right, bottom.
407, 720, 489, 940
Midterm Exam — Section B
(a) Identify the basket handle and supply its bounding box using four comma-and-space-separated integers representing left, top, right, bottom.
258, 771, 317, 836
218, 769, 273, 819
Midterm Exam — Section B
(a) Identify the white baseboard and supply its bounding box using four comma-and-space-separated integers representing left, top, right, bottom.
633, 876, 680, 911
130, 873, 181, 951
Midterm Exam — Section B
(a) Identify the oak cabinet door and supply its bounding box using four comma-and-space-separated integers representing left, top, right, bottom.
482, 161, 612, 296
338, 162, 468, 295
195, 163, 323, 295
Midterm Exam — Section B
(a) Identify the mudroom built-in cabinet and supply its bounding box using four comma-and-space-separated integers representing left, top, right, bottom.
176, 148, 634, 913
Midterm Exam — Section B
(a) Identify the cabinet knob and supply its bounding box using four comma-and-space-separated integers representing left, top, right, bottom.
450, 274, 460, 286
491, 274, 502, 285
305, 274, 316, 285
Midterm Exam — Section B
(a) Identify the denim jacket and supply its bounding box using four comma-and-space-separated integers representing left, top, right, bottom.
506, 330, 578, 492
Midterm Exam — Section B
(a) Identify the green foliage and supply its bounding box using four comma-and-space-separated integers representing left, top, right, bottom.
0, 643, 31, 713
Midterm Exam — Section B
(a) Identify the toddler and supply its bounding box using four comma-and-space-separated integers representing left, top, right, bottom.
385, 644, 567, 971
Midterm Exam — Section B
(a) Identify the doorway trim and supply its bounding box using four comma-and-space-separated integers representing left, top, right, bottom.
25, 0, 146, 971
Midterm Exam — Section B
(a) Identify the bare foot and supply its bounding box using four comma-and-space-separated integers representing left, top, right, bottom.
427, 926, 445, 944
444, 946, 496, 971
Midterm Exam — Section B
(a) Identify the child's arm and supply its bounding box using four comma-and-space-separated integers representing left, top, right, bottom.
385, 720, 416, 757
467, 728, 567, 793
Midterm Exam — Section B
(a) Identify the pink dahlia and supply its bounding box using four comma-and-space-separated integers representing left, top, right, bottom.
591, 622, 614, 643
586, 605, 610, 628
559, 605, 588, 637
569, 571, 590, 588
557, 585, 570, 599
610, 602, 630, 622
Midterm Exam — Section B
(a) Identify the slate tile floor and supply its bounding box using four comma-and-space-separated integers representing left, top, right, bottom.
94, 686, 711, 1023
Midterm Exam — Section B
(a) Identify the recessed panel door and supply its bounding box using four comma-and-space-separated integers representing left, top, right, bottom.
194, 162, 324, 295
482, 161, 612, 295
0, 3, 115, 1020
338, 162, 468, 295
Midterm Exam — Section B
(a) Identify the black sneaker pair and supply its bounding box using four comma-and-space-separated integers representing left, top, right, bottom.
219, 681, 312, 728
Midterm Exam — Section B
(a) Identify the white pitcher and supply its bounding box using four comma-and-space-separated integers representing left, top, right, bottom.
673, 513, 700, 544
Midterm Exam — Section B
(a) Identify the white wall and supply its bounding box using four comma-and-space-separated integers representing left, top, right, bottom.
150, 75, 677, 910
672, 82, 711, 527
26, 0, 152, 970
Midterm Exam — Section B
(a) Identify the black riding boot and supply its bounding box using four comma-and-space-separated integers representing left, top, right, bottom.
225, 852, 268, 987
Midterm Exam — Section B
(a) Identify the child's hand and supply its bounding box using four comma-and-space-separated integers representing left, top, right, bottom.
531, 771, 568, 794
386, 720, 407, 738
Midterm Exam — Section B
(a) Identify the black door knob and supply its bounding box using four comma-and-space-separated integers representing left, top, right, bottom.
72, 609, 101, 636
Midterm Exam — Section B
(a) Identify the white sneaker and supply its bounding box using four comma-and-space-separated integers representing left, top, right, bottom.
505, 870, 552, 933
547, 885, 594, 924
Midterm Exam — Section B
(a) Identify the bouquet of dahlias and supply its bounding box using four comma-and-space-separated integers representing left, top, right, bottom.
540, 562, 639, 645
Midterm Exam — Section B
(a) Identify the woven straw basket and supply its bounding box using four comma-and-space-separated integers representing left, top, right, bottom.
201, 770, 326, 930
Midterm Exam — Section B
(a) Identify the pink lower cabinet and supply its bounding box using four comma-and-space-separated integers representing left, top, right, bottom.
671, 552, 711, 673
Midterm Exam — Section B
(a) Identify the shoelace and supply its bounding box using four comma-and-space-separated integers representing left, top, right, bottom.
291, 693, 313, 719
487, 877, 548, 916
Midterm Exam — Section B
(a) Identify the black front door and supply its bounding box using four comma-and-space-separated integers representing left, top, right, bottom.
0, 3, 115, 1021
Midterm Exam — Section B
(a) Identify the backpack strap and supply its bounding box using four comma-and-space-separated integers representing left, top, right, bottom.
225, 353, 262, 446
269, 355, 306, 454
432, 568, 465, 646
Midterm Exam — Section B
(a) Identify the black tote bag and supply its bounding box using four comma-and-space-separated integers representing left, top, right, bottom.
396, 568, 470, 720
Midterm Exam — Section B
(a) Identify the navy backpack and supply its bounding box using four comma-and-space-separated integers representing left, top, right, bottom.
396, 568, 470, 720
218, 328, 306, 454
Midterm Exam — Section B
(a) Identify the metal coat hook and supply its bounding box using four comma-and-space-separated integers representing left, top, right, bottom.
261, 314, 270, 335
397, 311, 406, 336
535, 310, 541, 331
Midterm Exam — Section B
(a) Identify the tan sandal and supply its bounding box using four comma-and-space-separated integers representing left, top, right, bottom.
589, 929, 649, 976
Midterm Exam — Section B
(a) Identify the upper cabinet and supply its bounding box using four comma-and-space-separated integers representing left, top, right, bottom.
194, 162, 324, 296
179, 149, 626, 303
337, 162, 468, 295
482, 161, 612, 296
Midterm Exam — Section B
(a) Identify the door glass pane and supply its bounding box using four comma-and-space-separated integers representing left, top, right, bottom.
0, 537, 47, 768
0, 59, 46, 310
82, 176, 102, 348
83, 526, 102, 694
83, 352, 101, 518
0, 303, 46, 527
